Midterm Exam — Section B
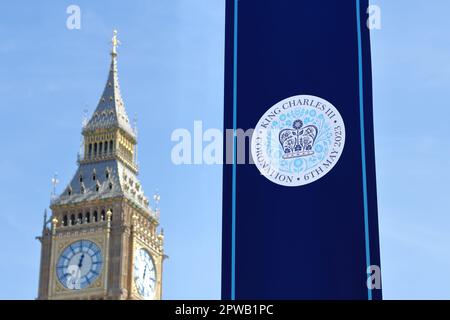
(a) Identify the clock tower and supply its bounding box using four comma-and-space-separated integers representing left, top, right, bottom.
37, 30, 165, 300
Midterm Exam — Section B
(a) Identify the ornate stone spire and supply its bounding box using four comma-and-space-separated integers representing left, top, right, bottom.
83, 30, 136, 140
51, 30, 153, 217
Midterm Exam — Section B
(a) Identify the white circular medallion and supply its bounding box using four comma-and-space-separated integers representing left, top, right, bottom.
251, 94, 346, 187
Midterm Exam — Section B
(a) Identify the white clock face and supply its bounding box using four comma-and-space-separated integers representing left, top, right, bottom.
56, 240, 103, 290
134, 248, 157, 299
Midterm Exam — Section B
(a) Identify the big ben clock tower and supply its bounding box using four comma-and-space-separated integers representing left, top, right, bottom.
37, 30, 165, 300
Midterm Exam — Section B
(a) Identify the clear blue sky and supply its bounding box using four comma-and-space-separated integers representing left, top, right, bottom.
0, 0, 224, 299
371, 0, 450, 299
0, 0, 449, 300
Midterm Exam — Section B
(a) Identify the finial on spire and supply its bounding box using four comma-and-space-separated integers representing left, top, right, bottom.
111, 29, 120, 55
82, 106, 89, 128
43, 209, 47, 230
51, 172, 59, 197
133, 113, 138, 129
153, 190, 161, 207
153, 190, 161, 218
133, 113, 138, 136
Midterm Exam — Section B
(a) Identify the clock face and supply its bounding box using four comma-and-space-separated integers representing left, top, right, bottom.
134, 248, 157, 299
56, 240, 103, 290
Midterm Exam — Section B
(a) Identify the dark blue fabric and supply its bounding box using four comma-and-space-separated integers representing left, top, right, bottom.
222, 0, 382, 300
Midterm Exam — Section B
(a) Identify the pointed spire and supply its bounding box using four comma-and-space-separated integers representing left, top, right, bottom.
83, 29, 136, 140
133, 114, 139, 164
43, 209, 47, 230
133, 114, 138, 137
51, 173, 59, 197
78, 107, 88, 161
153, 191, 161, 207
82, 106, 89, 128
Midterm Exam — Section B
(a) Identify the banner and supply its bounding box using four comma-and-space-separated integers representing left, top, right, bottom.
222, 0, 382, 300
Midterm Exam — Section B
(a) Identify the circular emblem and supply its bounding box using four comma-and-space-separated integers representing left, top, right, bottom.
251, 94, 345, 187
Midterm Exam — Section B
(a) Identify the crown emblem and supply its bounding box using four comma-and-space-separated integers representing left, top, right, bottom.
279, 120, 318, 159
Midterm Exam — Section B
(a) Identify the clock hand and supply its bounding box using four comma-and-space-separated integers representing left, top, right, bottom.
78, 254, 85, 268
143, 265, 147, 279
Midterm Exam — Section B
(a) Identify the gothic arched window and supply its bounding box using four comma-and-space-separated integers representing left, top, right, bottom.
101, 210, 106, 221
99, 142, 103, 155
93, 211, 98, 222
88, 144, 92, 158
85, 212, 90, 223
109, 140, 113, 153
70, 214, 75, 226
78, 213, 83, 224
63, 215, 68, 227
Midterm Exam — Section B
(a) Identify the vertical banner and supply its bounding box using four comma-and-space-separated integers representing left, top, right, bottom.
222, 0, 382, 299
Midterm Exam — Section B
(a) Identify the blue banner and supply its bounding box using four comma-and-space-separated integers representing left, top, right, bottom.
222, 0, 382, 300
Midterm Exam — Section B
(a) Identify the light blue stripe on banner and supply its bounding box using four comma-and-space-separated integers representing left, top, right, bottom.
231, 0, 239, 301
356, 0, 373, 300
